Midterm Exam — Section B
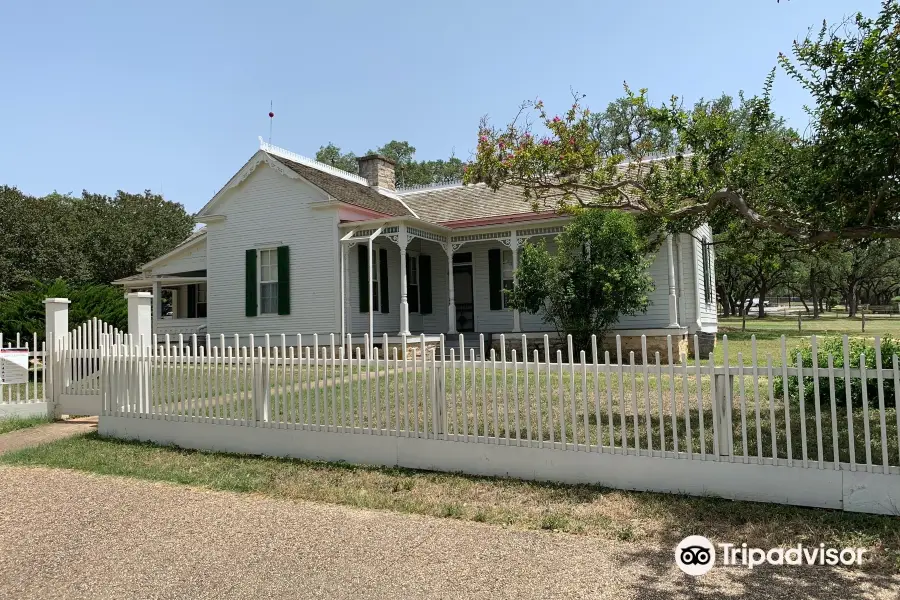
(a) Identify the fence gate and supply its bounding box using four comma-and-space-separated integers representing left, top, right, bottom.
54, 318, 123, 416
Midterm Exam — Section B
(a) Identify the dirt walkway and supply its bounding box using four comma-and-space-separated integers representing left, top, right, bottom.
0, 467, 895, 599
0, 417, 96, 456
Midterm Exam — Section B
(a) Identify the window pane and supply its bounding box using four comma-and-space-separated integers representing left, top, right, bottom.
502, 250, 513, 278
260, 249, 278, 284
502, 278, 514, 309
261, 282, 278, 314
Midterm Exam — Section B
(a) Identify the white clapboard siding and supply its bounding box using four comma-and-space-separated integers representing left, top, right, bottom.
153, 238, 207, 275
206, 162, 340, 337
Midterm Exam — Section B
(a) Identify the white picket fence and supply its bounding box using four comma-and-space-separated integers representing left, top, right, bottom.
95, 331, 900, 514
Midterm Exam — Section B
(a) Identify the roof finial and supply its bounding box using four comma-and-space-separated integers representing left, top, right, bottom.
268, 101, 274, 144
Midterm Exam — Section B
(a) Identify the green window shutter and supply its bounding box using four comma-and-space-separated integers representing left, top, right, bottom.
358, 244, 369, 313
420, 254, 432, 315
187, 284, 197, 318
488, 248, 502, 310
245, 249, 258, 317
379, 248, 389, 313
277, 245, 290, 315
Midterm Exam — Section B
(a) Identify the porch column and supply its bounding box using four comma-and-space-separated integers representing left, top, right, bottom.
340, 244, 348, 344
398, 224, 410, 336
446, 241, 457, 335
511, 232, 521, 333
152, 280, 162, 334
666, 234, 679, 327
367, 238, 374, 358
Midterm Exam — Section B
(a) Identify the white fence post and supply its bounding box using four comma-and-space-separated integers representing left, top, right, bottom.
127, 292, 153, 342
43, 297, 70, 414
714, 373, 733, 457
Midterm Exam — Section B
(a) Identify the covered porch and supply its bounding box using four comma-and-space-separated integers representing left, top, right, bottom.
338, 215, 688, 356
115, 273, 208, 337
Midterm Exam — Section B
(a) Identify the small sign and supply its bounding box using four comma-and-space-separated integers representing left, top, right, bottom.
0, 348, 29, 385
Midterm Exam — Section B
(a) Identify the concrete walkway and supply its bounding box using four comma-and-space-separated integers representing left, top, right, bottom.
0, 417, 96, 456
0, 467, 895, 599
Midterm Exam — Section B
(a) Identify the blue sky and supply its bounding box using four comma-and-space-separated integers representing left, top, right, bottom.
0, 0, 881, 213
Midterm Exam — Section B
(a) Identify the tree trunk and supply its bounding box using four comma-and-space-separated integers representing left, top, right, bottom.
719, 284, 731, 317
848, 282, 859, 318
810, 272, 820, 319
757, 284, 768, 319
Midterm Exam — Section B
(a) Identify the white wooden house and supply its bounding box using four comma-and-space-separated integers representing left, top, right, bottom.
115, 139, 717, 357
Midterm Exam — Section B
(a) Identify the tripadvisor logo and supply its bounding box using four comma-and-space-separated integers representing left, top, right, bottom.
675, 536, 867, 575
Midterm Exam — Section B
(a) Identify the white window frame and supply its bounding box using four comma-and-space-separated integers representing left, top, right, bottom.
501, 249, 514, 310
259, 248, 279, 315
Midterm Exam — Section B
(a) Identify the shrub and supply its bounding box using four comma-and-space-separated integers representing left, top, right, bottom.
774, 336, 900, 409
0, 279, 127, 343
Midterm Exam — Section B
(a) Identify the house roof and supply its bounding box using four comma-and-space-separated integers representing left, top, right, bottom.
141, 227, 207, 270
266, 154, 414, 217
398, 182, 541, 225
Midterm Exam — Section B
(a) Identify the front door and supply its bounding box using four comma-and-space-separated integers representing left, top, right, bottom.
453, 265, 474, 332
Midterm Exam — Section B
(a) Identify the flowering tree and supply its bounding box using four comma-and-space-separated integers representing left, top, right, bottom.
507, 210, 654, 350
465, 1, 900, 244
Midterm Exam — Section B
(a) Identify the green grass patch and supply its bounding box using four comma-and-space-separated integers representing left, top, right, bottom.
0, 414, 52, 435
2, 432, 897, 573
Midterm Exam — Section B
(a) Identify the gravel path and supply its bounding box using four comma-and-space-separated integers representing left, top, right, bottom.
0, 467, 895, 599
0, 417, 96, 455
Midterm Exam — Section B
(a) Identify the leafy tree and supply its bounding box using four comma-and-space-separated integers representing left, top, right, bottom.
73, 190, 194, 284
714, 225, 795, 318
823, 240, 900, 316
315, 142, 359, 174
316, 139, 466, 187
466, 1, 900, 243
0, 186, 194, 292
507, 210, 654, 350
0, 187, 91, 293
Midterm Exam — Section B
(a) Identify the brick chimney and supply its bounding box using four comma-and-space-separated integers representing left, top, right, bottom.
357, 154, 396, 191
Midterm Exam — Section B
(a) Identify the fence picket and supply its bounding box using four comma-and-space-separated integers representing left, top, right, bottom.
682, 351, 692, 460
544, 337, 553, 447
655, 353, 664, 453
641, 336, 652, 453
797, 351, 808, 468
522, 338, 531, 446
502, 337, 510, 446
811, 336, 824, 468
513, 349, 521, 446
568, 337, 577, 451
781, 336, 792, 466
861, 355, 872, 472
751, 337, 762, 463
668, 337, 678, 455
581, 350, 589, 451
492, 348, 499, 443
843, 336, 856, 470
875, 337, 889, 470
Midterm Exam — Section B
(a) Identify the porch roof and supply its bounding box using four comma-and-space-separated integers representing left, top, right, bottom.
113, 275, 208, 287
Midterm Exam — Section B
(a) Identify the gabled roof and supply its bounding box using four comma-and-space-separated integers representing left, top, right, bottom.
266, 154, 414, 217
398, 182, 544, 224
141, 227, 207, 270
